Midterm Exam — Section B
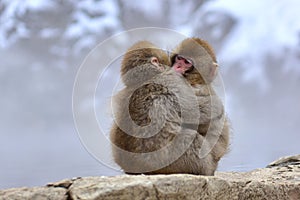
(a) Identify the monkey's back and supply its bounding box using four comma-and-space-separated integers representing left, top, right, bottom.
111, 70, 214, 174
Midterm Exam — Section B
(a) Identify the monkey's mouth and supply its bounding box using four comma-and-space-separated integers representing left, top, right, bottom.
172, 64, 194, 74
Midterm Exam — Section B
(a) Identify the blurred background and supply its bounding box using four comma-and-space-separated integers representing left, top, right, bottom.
0, 0, 300, 189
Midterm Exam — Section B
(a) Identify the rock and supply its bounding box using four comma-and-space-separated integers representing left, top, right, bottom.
0, 187, 67, 200
68, 175, 231, 200
1, 155, 300, 200
267, 154, 300, 168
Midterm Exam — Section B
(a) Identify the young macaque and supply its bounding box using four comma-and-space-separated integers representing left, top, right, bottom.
170, 38, 230, 170
171, 37, 219, 85
110, 39, 229, 175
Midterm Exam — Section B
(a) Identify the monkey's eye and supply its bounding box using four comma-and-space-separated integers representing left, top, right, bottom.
176, 55, 193, 65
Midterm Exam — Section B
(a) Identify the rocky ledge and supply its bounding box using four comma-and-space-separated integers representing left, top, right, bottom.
1, 155, 299, 200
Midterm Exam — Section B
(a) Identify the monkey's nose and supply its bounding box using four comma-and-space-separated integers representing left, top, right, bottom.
172, 63, 186, 74
177, 59, 185, 65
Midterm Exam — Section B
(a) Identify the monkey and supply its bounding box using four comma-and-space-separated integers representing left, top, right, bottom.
170, 38, 230, 172
110, 40, 179, 173
110, 39, 229, 175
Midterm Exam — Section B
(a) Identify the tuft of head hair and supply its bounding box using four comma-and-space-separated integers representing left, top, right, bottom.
171, 38, 217, 64
121, 41, 170, 77
170, 37, 218, 85
190, 38, 217, 62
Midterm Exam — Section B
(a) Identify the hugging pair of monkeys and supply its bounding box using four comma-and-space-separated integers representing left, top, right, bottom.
110, 38, 230, 175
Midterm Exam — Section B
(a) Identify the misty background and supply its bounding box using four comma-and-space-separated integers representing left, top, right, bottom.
1, 0, 300, 189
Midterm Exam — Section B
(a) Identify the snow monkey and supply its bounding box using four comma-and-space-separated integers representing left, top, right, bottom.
170, 38, 230, 173
110, 39, 229, 175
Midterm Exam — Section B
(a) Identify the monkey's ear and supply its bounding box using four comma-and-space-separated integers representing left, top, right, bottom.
150, 57, 159, 66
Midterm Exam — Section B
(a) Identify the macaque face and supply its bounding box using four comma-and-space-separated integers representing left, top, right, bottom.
172, 55, 193, 74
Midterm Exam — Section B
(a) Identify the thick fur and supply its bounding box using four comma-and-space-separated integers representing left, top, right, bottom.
121, 40, 170, 86
171, 38, 230, 172
171, 37, 218, 85
110, 39, 230, 175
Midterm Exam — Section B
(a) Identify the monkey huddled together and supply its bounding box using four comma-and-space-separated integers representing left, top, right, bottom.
110, 38, 230, 175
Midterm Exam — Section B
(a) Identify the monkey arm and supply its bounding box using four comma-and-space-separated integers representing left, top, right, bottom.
192, 84, 224, 124
128, 70, 212, 137
197, 95, 224, 123
126, 83, 182, 139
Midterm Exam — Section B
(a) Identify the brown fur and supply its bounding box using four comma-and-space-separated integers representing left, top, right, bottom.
171, 37, 218, 85
110, 39, 230, 175
121, 41, 170, 86
171, 37, 230, 169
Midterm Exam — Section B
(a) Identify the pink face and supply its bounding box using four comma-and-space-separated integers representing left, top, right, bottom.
172, 55, 193, 74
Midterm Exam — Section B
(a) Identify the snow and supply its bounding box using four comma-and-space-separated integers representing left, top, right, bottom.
39, 28, 60, 39
63, 0, 121, 52
128, 0, 165, 19
21, 0, 55, 11
1, 0, 300, 73
0, 0, 54, 47
202, 0, 300, 85
2, 0, 54, 16
65, 0, 120, 38
204, 0, 300, 59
